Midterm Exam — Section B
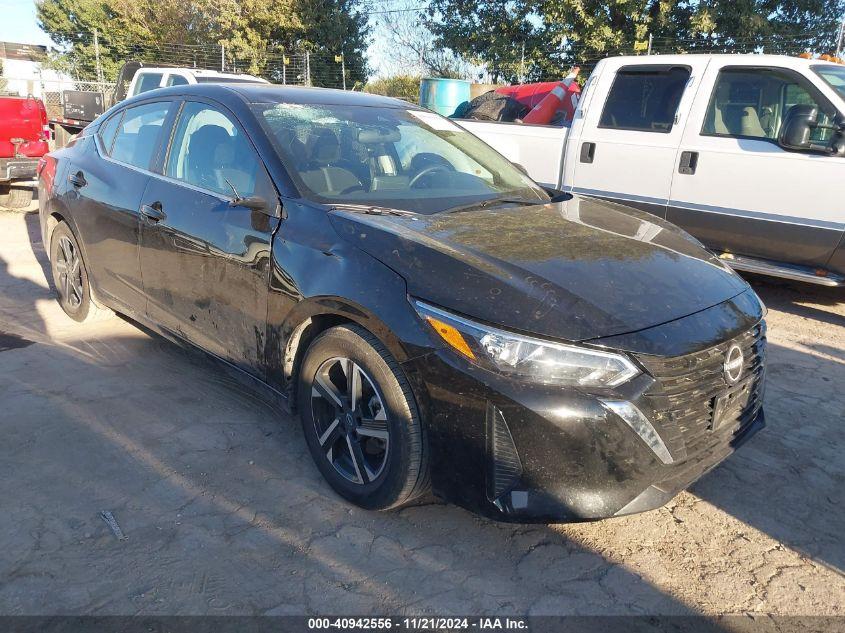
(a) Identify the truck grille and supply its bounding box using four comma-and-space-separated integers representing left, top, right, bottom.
636, 322, 766, 463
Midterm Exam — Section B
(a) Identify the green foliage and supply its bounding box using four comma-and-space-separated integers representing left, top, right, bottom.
426, 0, 845, 82
425, 0, 552, 83
35, 0, 370, 85
363, 75, 421, 103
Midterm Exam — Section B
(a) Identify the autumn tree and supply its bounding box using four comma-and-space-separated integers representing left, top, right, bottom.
36, 0, 369, 85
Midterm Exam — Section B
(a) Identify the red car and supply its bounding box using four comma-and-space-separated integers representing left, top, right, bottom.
0, 94, 49, 209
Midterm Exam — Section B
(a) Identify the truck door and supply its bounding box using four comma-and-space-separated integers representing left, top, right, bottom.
565, 60, 706, 218
668, 63, 845, 268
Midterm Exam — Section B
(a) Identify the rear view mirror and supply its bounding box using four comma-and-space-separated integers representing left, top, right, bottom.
779, 105, 818, 151
513, 163, 529, 176
358, 127, 401, 143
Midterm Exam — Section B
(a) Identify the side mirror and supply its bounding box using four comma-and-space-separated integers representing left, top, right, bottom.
542, 186, 571, 203
229, 195, 267, 211
778, 104, 818, 151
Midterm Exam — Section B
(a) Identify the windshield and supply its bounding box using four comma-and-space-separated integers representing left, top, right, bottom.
252, 102, 548, 214
813, 64, 845, 100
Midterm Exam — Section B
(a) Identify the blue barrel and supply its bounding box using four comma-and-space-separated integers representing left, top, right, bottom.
419, 78, 471, 116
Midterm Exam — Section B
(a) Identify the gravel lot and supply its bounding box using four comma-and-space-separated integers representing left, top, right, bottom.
0, 207, 843, 617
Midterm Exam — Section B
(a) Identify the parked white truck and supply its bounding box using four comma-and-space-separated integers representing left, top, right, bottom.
459, 54, 845, 286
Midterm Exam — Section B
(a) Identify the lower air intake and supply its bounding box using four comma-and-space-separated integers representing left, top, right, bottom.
486, 403, 523, 501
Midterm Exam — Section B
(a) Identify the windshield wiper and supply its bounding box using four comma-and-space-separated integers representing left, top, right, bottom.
327, 203, 416, 217
445, 196, 546, 215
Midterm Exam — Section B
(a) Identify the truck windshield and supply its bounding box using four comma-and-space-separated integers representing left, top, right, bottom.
813, 65, 845, 100
252, 102, 548, 214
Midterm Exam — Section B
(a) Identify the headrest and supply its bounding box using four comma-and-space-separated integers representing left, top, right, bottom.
306, 129, 340, 163
188, 124, 231, 155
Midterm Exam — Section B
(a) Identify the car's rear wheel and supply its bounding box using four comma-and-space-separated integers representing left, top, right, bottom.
297, 324, 429, 510
49, 222, 111, 322
0, 185, 33, 210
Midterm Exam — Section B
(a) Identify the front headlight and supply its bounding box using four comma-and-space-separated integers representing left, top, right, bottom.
414, 300, 641, 388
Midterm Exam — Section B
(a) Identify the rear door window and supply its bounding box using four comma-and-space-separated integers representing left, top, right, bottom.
110, 101, 171, 170
599, 66, 691, 133
97, 111, 123, 155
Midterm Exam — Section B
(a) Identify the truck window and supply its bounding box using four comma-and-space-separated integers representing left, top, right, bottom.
131, 72, 164, 97
166, 74, 190, 87
813, 64, 845, 100
110, 101, 171, 170
702, 67, 836, 143
598, 66, 690, 133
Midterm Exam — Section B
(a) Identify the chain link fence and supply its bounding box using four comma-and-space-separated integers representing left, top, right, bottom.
1, 78, 115, 119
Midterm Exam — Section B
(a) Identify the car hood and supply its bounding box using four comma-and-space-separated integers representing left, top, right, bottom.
329, 195, 750, 342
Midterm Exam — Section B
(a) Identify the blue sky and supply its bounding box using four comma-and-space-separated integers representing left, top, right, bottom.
0, 0, 51, 46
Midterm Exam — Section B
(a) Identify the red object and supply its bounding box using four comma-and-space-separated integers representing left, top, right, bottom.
37, 154, 57, 196
523, 84, 569, 124
0, 96, 50, 159
495, 69, 581, 125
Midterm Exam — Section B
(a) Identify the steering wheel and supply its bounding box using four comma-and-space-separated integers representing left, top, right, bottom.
339, 184, 365, 195
409, 164, 452, 189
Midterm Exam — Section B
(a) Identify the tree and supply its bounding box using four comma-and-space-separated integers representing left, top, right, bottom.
364, 74, 421, 102
425, 0, 555, 83
35, 0, 370, 86
373, 0, 465, 78
425, 0, 845, 82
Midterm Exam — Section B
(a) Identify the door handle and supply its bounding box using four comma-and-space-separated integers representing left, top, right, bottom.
68, 171, 87, 188
678, 151, 699, 175
140, 201, 166, 223
580, 142, 596, 163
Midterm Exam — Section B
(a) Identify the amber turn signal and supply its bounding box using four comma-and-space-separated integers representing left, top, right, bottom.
425, 315, 476, 360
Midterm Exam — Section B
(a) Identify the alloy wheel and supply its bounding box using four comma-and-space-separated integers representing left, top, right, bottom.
54, 236, 83, 309
310, 357, 390, 485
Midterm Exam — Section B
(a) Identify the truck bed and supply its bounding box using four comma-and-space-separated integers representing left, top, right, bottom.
456, 119, 569, 189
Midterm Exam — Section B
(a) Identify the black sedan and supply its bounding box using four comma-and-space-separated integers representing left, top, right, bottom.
37, 84, 766, 522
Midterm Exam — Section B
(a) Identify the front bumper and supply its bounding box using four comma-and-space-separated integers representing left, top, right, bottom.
403, 329, 765, 523
0, 157, 39, 183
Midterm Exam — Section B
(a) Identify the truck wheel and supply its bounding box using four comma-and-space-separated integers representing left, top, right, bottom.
0, 185, 33, 210
49, 222, 112, 322
297, 324, 430, 511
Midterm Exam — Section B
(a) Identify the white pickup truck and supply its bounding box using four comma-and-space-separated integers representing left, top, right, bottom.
459, 54, 845, 286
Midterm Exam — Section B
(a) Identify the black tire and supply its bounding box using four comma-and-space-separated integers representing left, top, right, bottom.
297, 324, 430, 510
0, 185, 33, 209
49, 222, 110, 322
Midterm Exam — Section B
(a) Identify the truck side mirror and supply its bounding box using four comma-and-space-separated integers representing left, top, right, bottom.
778, 104, 818, 151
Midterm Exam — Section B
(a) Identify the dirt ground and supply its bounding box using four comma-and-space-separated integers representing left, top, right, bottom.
0, 206, 843, 617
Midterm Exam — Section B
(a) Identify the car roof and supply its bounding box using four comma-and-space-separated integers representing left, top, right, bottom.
136, 67, 264, 79
125, 82, 416, 109
606, 53, 843, 69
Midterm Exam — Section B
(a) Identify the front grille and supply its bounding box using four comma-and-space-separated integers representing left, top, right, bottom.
636, 322, 766, 463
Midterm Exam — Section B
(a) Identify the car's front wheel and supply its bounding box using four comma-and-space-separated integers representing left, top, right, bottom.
49, 222, 111, 322
297, 324, 429, 510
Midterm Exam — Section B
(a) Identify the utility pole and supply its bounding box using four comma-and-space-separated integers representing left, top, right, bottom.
221, 44, 225, 72
836, 15, 845, 59
335, 54, 346, 89
519, 42, 525, 84
647, 33, 654, 55
93, 28, 103, 84
306, 52, 311, 86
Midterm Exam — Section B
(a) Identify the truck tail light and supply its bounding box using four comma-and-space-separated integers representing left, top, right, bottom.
38, 101, 50, 140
